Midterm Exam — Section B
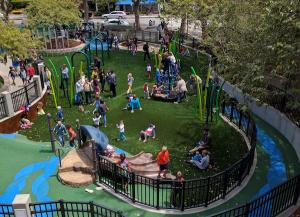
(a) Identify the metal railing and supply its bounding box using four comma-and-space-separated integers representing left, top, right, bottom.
0, 204, 14, 217
0, 96, 8, 119
211, 173, 300, 217
10, 80, 39, 112
97, 99, 257, 211
29, 200, 126, 217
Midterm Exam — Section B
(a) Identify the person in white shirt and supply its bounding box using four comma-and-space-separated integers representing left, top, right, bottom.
146, 63, 152, 79
61, 64, 69, 95
116, 120, 126, 141
191, 150, 210, 170
174, 76, 187, 104
93, 113, 101, 128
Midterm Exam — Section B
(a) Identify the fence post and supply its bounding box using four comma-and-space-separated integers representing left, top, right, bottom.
156, 179, 160, 209
221, 100, 225, 115
229, 103, 234, 121
59, 199, 66, 217
113, 163, 118, 193
205, 177, 210, 207
58, 148, 62, 167
180, 181, 186, 211
47, 113, 56, 152
12, 194, 31, 217
117, 211, 124, 217
23, 83, 30, 106
131, 172, 136, 203
1, 91, 15, 116
222, 170, 228, 199
238, 111, 243, 129
76, 119, 81, 147
89, 201, 95, 217
33, 75, 43, 97
293, 176, 300, 205
244, 202, 251, 216
91, 139, 97, 183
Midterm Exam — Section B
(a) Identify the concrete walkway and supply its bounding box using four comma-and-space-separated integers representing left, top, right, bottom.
0, 58, 25, 93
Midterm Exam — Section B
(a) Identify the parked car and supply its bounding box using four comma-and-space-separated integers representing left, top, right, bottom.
101, 11, 127, 19
102, 19, 132, 30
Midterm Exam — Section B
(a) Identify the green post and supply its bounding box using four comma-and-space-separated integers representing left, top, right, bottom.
48, 59, 60, 105
203, 67, 212, 117
64, 56, 75, 104
191, 66, 202, 120
216, 80, 226, 123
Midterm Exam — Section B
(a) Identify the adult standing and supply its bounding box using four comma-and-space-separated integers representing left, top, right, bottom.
27, 64, 35, 82
99, 69, 106, 93
61, 64, 69, 97
108, 71, 117, 97
83, 79, 93, 104
75, 78, 84, 105
19, 67, 27, 85
174, 76, 187, 104
156, 146, 170, 179
143, 42, 151, 61
171, 171, 184, 208
133, 37, 138, 52
98, 100, 109, 128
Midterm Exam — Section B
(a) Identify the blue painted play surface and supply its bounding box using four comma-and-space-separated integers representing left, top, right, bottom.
89, 41, 109, 51
224, 107, 287, 198
0, 156, 59, 204
0, 134, 16, 139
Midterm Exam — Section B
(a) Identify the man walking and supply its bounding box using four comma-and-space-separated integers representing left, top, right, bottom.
143, 42, 151, 61
108, 71, 117, 97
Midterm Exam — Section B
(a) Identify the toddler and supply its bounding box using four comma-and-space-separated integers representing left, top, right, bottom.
116, 120, 126, 141
146, 63, 152, 79
144, 83, 150, 99
93, 113, 101, 128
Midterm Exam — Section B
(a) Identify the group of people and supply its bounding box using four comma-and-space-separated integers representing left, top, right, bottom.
8, 63, 36, 86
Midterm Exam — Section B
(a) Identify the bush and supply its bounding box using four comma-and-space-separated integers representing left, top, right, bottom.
11, 0, 31, 9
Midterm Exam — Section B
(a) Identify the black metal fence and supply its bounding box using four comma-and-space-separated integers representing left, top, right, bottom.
11, 80, 39, 112
211, 173, 300, 217
29, 200, 126, 217
0, 204, 14, 217
0, 96, 8, 119
97, 100, 257, 211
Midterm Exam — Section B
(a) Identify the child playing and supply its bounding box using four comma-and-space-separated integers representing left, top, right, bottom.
93, 95, 101, 114
66, 124, 77, 147
93, 113, 101, 128
146, 63, 152, 79
139, 124, 156, 142
131, 42, 136, 56
53, 120, 68, 146
57, 106, 64, 121
143, 83, 150, 99
116, 120, 126, 141
113, 35, 119, 50
127, 73, 134, 94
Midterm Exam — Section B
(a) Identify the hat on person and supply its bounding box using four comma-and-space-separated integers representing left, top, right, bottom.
162, 146, 167, 151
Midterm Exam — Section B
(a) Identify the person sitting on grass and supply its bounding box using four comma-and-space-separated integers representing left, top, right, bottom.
53, 120, 68, 147
189, 126, 211, 155
65, 124, 77, 147
139, 124, 156, 142
187, 150, 210, 170
19, 113, 33, 129
157, 146, 170, 179
123, 95, 142, 113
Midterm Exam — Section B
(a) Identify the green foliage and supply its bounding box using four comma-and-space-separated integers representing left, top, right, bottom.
0, 21, 41, 58
202, 0, 300, 104
25, 0, 81, 27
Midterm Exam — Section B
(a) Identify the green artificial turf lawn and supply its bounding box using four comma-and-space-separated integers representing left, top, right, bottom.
20, 50, 247, 179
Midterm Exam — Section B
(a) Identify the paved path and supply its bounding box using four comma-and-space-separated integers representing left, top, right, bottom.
0, 58, 25, 93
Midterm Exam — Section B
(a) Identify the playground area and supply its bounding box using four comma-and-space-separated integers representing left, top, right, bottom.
0, 27, 300, 216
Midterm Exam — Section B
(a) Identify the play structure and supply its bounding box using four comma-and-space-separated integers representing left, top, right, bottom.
58, 125, 169, 187
46, 33, 110, 107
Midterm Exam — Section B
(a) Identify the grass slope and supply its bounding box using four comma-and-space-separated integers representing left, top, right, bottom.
20, 50, 247, 178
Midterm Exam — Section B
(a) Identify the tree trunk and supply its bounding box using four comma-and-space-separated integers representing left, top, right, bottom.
199, 16, 208, 40
107, 1, 110, 12
0, 0, 10, 23
83, 0, 89, 22
180, 15, 187, 34
133, 0, 140, 30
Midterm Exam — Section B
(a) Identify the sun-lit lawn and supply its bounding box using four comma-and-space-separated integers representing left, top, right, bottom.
19, 50, 247, 178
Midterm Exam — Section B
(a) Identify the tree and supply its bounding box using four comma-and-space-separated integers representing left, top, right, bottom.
158, 0, 198, 34
0, 0, 11, 22
25, 0, 81, 27
94, 0, 116, 13
83, 0, 89, 22
0, 21, 41, 58
133, 0, 141, 30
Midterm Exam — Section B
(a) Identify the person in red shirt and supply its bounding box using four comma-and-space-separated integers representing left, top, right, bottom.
27, 64, 35, 81
66, 124, 77, 147
156, 146, 170, 179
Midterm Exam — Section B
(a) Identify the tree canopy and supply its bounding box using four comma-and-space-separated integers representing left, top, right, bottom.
0, 21, 41, 58
25, 0, 81, 27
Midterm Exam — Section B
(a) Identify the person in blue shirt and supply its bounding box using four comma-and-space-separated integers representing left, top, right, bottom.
56, 106, 64, 121
155, 68, 162, 85
187, 150, 210, 170
53, 121, 68, 146
129, 95, 142, 113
